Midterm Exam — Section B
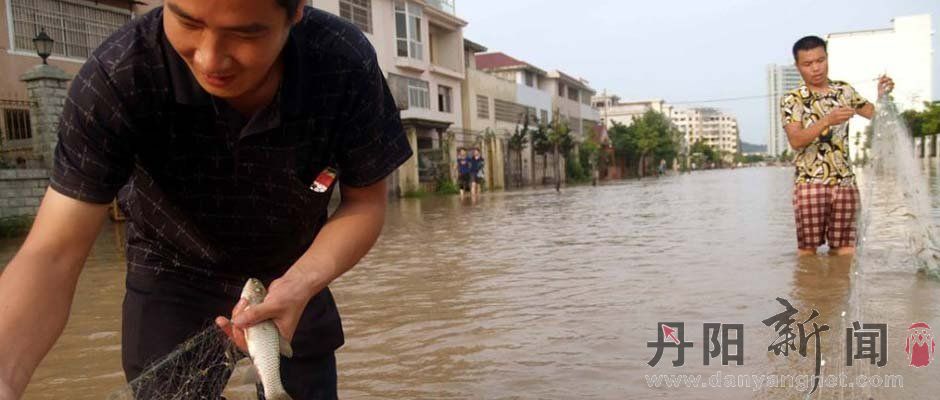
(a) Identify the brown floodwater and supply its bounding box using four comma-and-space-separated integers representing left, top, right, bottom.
7, 165, 940, 399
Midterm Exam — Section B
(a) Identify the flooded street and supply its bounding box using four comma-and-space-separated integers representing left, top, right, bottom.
8, 165, 940, 399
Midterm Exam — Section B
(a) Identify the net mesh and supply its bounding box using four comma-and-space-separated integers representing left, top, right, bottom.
105, 327, 262, 400
838, 96, 938, 400
858, 96, 940, 278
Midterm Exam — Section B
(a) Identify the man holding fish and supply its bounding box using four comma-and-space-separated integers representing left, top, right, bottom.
0, 0, 410, 398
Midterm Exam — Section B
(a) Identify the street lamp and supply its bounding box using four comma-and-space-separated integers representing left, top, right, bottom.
32, 29, 53, 64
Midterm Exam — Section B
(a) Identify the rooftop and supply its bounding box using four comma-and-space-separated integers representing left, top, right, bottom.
548, 70, 594, 92
463, 38, 488, 54
475, 52, 547, 75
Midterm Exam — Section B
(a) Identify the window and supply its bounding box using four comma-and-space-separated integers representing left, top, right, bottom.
557, 83, 565, 97
582, 119, 597, 134
438, 85, 452, 113
476, 95, 489, 119
407, 78, 430, 109
417, 136, 433, 149
10, 0, 131, 59
540, 109, 548, 124
568, 87, 580, 102
395, 1, 423, 60
3, 109, 31, 141
524, 71, 534, 87
494, 99, 526, 123
525, 107, 537, 119
339, 0, 372, 33
388, 74, 429, 110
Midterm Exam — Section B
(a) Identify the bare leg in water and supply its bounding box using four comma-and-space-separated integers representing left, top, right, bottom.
829, 246, 855, 256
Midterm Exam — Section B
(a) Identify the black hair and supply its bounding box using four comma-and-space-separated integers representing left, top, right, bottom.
276, 0, 303, 18
792, 36, 827, 61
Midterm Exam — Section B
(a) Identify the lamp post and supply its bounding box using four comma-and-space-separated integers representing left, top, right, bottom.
20, 28, 69, 170
32, 29, 53, 64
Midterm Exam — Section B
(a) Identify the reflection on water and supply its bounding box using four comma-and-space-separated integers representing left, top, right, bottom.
6, 164, 940, 399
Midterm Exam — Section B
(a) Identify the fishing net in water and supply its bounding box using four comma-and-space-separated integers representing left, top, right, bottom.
105, 327, 263, 400
858, 96, 940, 278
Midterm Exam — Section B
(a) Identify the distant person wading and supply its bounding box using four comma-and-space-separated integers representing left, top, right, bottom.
470, 148, 485, 201
456, 148, 472, 200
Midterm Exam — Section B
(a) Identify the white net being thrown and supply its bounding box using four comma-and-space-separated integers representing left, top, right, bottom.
858, 95, 940, 279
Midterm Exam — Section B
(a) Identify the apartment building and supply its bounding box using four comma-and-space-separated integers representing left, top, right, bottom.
542, 70, 599, 140
671, 107, 739, 157
464, 49, 553, 188
591, 93, 672, 129
312, 0, 467, 194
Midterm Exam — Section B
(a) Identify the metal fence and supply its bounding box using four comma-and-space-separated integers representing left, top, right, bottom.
417, 148, 445, 184
532, 151, 561, 185
1, 101, 31, 140
504, 145, 525, 188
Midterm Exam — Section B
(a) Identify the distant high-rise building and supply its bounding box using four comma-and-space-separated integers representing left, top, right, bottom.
767, 64, 801, 157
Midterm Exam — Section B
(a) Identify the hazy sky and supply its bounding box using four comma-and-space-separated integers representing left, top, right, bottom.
458, 0, 939, 145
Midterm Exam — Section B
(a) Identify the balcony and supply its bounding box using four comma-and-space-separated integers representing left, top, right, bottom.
425, 0, 455, 15
428, 23, 464, 78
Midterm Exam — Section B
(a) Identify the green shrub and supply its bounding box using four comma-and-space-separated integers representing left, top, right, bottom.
0, 216, 33, 238
436, 178, 460, 195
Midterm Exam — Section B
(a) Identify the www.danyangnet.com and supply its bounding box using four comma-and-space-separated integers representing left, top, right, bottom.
645, 371, 903, 392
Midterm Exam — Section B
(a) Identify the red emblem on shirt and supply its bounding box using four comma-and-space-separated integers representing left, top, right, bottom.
310, 167, 337, 193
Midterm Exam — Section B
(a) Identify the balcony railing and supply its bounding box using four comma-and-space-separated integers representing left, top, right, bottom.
425, 0, 455, 15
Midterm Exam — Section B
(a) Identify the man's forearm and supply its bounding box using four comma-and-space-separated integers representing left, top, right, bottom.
0, 190, 107, 397
284, 192, 387, 297
857, 103, 875, 120
788, 119, 831, 149
0, 250, 84, 397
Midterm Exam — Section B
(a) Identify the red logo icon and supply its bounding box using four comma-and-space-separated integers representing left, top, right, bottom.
662, 324, 680, 345
905, 322, 935, 368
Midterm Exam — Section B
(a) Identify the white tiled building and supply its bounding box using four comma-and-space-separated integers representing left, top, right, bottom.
826, 14, 934, 161
671, 107, 740, 156
591, 93, 672, 129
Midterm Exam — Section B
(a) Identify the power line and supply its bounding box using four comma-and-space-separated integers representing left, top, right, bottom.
670, 94, 773, 105
668, 78, 886, 105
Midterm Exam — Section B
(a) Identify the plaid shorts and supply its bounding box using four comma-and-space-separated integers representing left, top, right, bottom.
792, 183, 860, 249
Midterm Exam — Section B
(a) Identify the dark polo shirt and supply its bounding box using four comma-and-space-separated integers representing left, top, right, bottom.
50, 6, 411, 357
